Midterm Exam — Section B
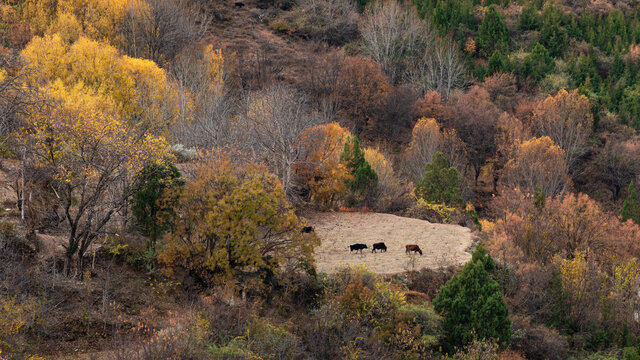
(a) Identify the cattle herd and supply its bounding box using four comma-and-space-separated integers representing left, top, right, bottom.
301, 226, 423, 256
348, 242, 423, 255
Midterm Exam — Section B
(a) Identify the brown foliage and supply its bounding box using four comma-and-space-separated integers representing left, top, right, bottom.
488, 189, 640, 265
335, 55, 391, 133
482, 72, 517, 111
443, 86, 501, 184
510, 315, 569, 360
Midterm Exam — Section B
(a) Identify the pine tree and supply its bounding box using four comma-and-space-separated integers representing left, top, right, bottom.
621, 181, 640, 224
433, 244, 511, 352
519, 3, 540, 31
415, 152, 464, 207
540, 5, 568, 57
521, 43, 555, 84
340, 135, 378, 194
131, 162, 184, 247
487, 49, 509, 75
478, 5, 509, 57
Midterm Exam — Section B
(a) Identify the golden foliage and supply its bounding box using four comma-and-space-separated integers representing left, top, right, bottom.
159, 152, 318, 289
503, 136, 570, 197
363, 147, 405, 209
26, 83, 169, 185
532, 89, 593, 170
22, 34, 175, 132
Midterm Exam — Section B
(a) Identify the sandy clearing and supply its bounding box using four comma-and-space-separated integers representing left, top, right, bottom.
305, 212, 475, 275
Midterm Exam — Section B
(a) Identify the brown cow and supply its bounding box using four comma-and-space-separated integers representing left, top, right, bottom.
405, 244, 423, 255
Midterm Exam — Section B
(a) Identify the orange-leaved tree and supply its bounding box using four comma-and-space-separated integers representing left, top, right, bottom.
159, 152, 318, 290
299, 122, 354, 209
23, 83, 170, 275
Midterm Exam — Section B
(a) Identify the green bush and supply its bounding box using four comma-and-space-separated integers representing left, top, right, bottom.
433, 244, 511, 351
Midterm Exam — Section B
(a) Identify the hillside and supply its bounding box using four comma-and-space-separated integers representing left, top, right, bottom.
4, 0, 640, 358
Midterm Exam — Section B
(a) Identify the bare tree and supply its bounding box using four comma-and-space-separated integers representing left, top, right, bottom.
169, 45, 237, 150
360, 0, 433, 84
407, 36, 468, 98
120, 0, 210, 65
242, 85, 322, 197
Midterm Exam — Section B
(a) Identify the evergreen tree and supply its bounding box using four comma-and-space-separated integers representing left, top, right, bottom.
433, 244, 511, 351
621, 181, 640, 224
540, 5, 568, 57
519, 3, 541, 31
487, 49, 509, 75
610, 52, 625, 82
415, 152, 464, 207
340, 135, 378, 194
521, 43, 555, 83
478, 5, 509, 57
131, 162, 184, 247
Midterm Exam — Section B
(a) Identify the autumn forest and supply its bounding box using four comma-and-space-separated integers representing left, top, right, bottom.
3, 0, 640, 359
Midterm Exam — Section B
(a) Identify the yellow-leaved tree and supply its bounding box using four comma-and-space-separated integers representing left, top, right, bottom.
21, 34, 176, 133
23, 82, 170, 275
159, 152, 318, 291
299, 122, 353, 209
363, 147, 406, 210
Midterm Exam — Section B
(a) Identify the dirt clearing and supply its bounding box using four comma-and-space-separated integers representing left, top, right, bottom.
305, 212, 475, 274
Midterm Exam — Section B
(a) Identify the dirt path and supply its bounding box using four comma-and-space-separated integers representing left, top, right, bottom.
305, 212, 475, 274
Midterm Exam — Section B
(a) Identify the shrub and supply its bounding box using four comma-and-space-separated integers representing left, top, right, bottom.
246, 317, 304, 360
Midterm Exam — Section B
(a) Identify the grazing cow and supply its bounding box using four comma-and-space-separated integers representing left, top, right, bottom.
301, 226, 314, 234
372, 242, 387, 253
405, 244, 423, 255
349, 243, 368, 253
234, 2, 245, 8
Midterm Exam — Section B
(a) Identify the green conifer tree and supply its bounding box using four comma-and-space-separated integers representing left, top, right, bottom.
487, 49, 509, 75
521, 43, 555, 83
621, 181, 640, 224
340, 135, 378, 194
478, 5, 509, 57
433, 244, 511, 352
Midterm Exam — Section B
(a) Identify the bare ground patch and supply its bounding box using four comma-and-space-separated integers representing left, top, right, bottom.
305, 212, 475, 275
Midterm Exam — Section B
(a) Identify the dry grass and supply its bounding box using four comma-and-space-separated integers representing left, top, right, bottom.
305, 211, 475, 274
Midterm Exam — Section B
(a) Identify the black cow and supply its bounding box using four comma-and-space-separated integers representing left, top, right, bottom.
372, 242, 387, 253
301, 226, 314, 234
349, 243, 368, 253
405, 244, 423, 255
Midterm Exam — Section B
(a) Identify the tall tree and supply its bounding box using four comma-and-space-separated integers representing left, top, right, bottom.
159, 153, 317, 290
340, 135, 378, 195
532, 89, 593, 172
24, 85, 170, 275
478, 6, 509, 57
